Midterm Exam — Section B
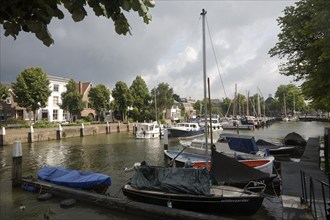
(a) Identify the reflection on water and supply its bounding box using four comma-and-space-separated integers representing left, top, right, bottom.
0, 121, 329, 220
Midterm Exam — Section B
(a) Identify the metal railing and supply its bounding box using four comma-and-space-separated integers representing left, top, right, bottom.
301, 170, 330, 219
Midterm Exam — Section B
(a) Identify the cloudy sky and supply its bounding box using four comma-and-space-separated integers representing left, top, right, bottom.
1, 0, 299, 100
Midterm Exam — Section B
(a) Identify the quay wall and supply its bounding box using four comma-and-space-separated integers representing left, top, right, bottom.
1, 123, 134, 146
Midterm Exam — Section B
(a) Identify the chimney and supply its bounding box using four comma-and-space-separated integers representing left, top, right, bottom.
79, 81, 83, 94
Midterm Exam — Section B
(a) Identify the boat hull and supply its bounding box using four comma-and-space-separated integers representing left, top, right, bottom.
122, 184, 264, 215
167, 129, 204, 138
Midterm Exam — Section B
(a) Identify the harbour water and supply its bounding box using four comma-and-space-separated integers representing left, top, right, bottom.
0, 121, 329, 220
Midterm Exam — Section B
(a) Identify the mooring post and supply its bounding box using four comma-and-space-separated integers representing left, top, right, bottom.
0, 127, 5, 146
117, 122, 120, 132
80, 123, 84, 137
324, 127, 330, 170
57, 124, 62, 140
12, 141, 22, 187
127, 122, 130, 131
28, 125, 34, 143
164, 129, 169, 150
106, 122, 110, 134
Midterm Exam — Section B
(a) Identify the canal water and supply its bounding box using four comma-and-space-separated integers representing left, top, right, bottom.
0, 121, 329, 220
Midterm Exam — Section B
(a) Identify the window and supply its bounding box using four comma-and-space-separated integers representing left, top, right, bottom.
53, 96, 59, 106
5, 97, 11, 104
53, 110, 58, 120
53, 84, 59, 92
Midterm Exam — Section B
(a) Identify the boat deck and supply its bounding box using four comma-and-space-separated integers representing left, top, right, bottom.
281, 137, 329, 219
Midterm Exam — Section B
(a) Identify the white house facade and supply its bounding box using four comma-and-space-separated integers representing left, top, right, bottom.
37, 75, 70, 122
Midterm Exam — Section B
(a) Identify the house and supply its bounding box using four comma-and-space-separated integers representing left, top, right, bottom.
37, 75, 70, 122
77, 81, 96, 121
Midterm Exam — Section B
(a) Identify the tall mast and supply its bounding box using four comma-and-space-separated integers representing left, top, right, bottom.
201, 9, 208, 169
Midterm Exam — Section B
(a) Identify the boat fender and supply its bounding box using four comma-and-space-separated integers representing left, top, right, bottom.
37, 193, 53, 201
21, 184, 37, 192
60, 198, 77, 208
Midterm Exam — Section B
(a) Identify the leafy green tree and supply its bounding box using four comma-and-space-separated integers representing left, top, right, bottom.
12, 67, 51, 121
151, 83, 174, 121
61, 79, 84, 122
221, 97, 232, 117
112, 81, 132, 121
275, 84, 306, 115
88, 84, 111, 120
1, 0, 155, 46
173, 94, 180, 102
194, 100, 203, 116
0, 84, 9, 100
269, 0, 330, 112
129, 76, 150, 122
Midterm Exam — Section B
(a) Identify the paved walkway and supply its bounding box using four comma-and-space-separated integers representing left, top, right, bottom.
281, 137, 329, 219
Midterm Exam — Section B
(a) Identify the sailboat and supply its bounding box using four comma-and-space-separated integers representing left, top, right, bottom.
122, 10, 265, 215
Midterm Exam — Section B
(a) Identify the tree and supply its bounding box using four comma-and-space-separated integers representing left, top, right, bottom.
12, 67, 51, 121
61, 79, 84, 122
0, 84, 9, 100
88, 84, 111, 120
129, 76, 150, 122
151, 83, 174, 120
112, 81, 132, 121
1, 0, 155, 46
269, 0, 330, 111
275, 84, 306, 115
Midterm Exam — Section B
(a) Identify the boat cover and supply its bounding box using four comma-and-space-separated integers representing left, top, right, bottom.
210, 150, 270, 185
130, 161, 210, 195
38, 167, 111, 189
283, 132, 307, 146
224, 134, 259, 154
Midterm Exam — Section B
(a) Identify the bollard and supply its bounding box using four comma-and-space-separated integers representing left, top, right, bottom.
0, 127, 5, 146
12, 141, 22, 187
127, 122, 130, 131
80, 123, 84, 137
28, 125, 34, 143
164, 129, 169, 150
57, 124, 62, 140
117, 122, 120, 132
106, 122, 110, 134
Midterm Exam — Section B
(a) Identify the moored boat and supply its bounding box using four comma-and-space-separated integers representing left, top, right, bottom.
122, 161, 265, 214
135, 122, 160, 139
167, 122, 204, 138
37, 167, 111, 193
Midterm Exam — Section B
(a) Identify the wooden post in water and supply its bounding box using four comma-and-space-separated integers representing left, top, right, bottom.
57, 124, 62, 140
28, 125, 34, 143
80, 123, 84, 137
0, 127, 5, 146
117, 122, 120, 132
324, 127, 330, 170
106, 122, 110, 134
164, 129, 168, 150
12, 141, 22, 187
127, 122, 130, 131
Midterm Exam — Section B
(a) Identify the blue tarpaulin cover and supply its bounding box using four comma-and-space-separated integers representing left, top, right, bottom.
38, 167, 111, 189
224, 134, 259, 154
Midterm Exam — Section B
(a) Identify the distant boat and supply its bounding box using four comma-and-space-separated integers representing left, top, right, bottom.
199, 116, 223, 132
135, 122, 160, 139
38, 167, 111, 194
167, 122, 204, 138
